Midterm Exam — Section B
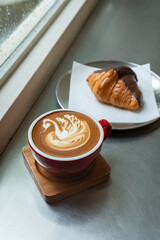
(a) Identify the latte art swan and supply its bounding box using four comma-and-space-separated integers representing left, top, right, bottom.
42, 114, 91, 150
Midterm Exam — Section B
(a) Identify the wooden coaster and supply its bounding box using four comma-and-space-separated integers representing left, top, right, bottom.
22, 145, 111, 203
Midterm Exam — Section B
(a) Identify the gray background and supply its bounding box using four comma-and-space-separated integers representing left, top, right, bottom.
1, 0, 160, 239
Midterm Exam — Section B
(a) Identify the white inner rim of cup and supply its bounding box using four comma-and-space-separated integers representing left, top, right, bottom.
28, 109, 104, 161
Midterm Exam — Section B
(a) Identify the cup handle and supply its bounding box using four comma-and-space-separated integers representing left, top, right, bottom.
99, 119, 112, 140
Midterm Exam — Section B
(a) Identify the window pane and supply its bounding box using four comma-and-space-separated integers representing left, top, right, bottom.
0, 1, 41, 46
0, 0, 59, 67
0, 0, 67, 86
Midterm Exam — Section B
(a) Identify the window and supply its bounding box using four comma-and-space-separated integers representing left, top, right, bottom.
0, 0, 68, 87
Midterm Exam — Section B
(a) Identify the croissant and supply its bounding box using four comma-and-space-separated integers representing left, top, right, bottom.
87, 66, 142, 110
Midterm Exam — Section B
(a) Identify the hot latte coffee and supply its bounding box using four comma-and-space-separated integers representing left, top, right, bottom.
32, 111, 100, 158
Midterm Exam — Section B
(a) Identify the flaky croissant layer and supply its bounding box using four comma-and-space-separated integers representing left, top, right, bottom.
87, 66, 142, 111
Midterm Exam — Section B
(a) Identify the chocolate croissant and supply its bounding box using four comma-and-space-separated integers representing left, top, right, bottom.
87, 66, 142, 110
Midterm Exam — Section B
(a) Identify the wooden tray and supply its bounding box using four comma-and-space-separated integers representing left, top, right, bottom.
22, 145, 111, 203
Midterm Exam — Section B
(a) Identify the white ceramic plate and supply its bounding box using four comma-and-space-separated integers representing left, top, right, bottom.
56, 61, 160, 130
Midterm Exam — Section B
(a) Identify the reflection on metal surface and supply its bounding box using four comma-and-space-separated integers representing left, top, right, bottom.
56, 61, 160, 130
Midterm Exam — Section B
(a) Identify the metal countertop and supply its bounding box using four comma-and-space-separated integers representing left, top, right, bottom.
1, 0, 160, 239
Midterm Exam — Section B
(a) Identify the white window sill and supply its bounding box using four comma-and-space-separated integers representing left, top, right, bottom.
0, 0, 98, 155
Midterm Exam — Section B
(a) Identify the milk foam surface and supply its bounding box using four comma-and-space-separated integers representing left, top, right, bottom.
32, 111, 100, 158
42, 114, 90, 151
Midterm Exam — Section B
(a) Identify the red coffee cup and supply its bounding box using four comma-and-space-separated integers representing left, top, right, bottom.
28, 109, 112, 178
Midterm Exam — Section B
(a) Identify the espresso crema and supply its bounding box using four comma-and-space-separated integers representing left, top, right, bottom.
32, 111, 100, 158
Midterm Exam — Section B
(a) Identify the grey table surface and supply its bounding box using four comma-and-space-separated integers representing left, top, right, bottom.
1, 0, 160, 239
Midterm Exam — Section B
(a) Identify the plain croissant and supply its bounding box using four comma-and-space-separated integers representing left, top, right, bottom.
86, 66, 142, 110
